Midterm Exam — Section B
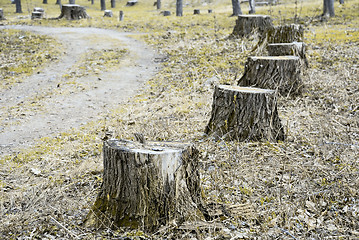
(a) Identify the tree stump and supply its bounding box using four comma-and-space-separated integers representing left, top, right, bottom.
0, 9, 6, 20
194, 9, 200, 14
103, 10, 113, 17
119, 10, 124, 21
126, 0, 138, 6
231, 15, 273, 38
31, 11, 44, 19
205, 85, 284, 142
238, 56, 302, 96
267, 42, 308, 67
267, 24, 304, 43
163, 10, 171, 16
86, 139, 205, 231
58, 4, 89, 20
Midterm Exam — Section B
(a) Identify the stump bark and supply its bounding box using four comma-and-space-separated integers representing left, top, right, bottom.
267, 42, 308, 67
86, 139, 205, 231
231, 15, 273, 38
238, 56, 302, 96
58, 4, 89, 20
205, 85, 284, 142
0, 9, 6, 20
267, 24, 304, 43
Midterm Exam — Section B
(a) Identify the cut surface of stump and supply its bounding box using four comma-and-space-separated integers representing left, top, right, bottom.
267, 24, 304, 43
58, 4, 89, 20
231, 15, 273, 38
238, 56, 302, 96
205, 85, 284, 142
86, 140, 205, 231
267, 42, 308, 67
103, 10, 113, 17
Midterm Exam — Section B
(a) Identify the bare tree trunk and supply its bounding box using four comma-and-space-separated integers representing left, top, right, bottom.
339, 0, 344, 4
101, 0, 106, 11
0, 9, 5, 20
323, 0, 335, 17
56, 0, 61, 5
176, 0, 183, 16
157, 0, 161, 9
111, 0, 115, 8
231, 0, 242, 16
249, 0, 255, 14
205, 85, 284, 142
43, 0, 47, 4
85, 140, 205, 231
15, 0, 22, 13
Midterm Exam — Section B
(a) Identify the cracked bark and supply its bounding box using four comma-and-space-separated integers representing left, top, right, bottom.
205, 85, 284, 142
85, 140, 205, 231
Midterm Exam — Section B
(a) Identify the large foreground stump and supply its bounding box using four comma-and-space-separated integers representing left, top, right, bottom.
238, 56, 302, 96
86, 139, 205, 231
267, 24, 304, 43
231, 15, 273, 38
205, 85, 284, 142
58, 4, 89, 20
267, 42, 308, 67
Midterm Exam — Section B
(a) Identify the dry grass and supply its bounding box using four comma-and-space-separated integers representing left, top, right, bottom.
1, 0, 359, 239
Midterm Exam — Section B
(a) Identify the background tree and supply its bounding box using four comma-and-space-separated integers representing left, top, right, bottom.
101, 0, 106, 10
323, 0, 335, 17
249, 0, 255, 14
15, 0, 22, 13
176, 0, 183, 16
231, 0, 242, 16
156, 0, 161, 10
111, 0, 115, 8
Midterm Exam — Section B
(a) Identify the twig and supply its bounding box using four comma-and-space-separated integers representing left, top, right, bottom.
49, 216, 80, 239
277, 227, 298, 240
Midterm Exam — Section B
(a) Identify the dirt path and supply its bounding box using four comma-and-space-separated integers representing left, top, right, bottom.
0, 26, 160, 155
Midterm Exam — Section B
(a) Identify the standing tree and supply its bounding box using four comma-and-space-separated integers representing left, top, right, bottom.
156, 0, 161, 10
111, 0, 115, 8
15, 0, 22, 13
323, 0, 335, 17
249, 0, 255, 14
56, 0, 61, 5
101, 0, 106, 11
176, 0, 183, 16
231, 0, 242, 16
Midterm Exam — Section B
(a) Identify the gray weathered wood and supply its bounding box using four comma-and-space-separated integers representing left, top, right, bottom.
58, 4, 89, 20
231, 15, 273, 38
238, 56, 302, 96
267, 24, 304, 43
103, 10, 113, 17
86, 139, 205, 231
119, 10, 124, 21
126, 0, 137, 6
205, 85, 284, 142
267, 42, 308, 67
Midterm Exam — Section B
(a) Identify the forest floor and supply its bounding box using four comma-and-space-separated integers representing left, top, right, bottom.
0, 0, 359, 239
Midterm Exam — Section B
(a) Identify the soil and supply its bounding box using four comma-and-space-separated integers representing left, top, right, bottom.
0, 26, 160, 156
